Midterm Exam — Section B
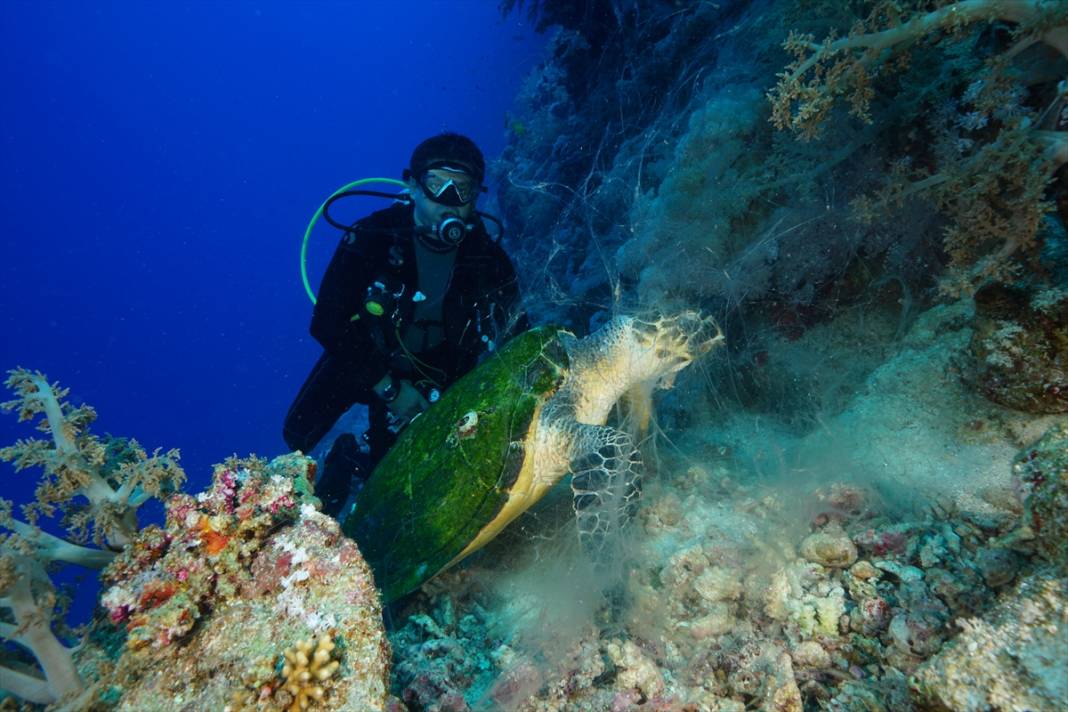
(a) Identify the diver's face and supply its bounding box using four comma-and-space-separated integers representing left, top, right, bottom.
410, 167, 478, 226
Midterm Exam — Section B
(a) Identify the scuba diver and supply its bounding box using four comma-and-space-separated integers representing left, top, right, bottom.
284, 132, 529, 517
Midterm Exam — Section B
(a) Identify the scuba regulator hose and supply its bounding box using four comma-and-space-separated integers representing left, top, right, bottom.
301, 178, 507, 305
301, 177, 408, 305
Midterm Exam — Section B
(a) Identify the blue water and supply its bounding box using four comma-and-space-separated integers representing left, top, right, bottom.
0, 2, 543, 627
1, 2, 543, 494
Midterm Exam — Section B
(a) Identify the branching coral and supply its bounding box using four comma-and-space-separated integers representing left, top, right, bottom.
768, 0, 1068, 294
227, 635, 343, 712
280, 635, 342, 711
769, 1, 1068, 139
0, 528, 86, 706
0, 368, 184, 548
0, 368, 185, 706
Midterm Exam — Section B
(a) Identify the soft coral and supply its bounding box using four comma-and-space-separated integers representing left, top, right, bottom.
0, 368, 185, 706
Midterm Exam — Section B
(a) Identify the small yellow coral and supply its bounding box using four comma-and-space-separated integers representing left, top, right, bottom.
280, 635, 341, 711
225, 636, 342, 712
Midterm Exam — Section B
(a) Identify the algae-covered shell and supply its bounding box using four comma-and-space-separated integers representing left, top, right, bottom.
342, 326, 569, 601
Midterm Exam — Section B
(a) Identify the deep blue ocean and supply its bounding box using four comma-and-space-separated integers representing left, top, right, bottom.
1, 2, 543, 496
0, 3, 543, 622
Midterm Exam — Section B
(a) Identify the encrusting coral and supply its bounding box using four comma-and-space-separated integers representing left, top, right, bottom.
100, 453, 392, 711
0, 368, 185, 707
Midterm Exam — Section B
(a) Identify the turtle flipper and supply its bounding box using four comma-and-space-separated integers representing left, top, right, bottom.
568, 425, 642, 561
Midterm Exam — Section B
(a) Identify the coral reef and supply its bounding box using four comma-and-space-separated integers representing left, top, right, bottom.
6, 1, 1068, 708
386, 464, 1037, 710
0, 371, 390, 710
100, 454, 391, 711
380, 298, 1066, 710
498, 0, 1068, 402
910, 570, 1067, 712
769, 0, 1068, 294
0, 369, 184, 707
966, 281, 1068, 413
1011, 421, 1068, 567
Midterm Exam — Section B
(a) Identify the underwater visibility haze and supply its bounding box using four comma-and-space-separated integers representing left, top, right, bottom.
2, 1, 1068, 710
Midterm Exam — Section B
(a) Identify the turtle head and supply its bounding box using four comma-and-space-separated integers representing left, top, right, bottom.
558, 312, 722, 429
631, 311, 723, 389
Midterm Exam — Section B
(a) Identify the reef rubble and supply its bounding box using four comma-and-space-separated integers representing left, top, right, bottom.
382, 298, 1068, 712
386, 461, 1065, 712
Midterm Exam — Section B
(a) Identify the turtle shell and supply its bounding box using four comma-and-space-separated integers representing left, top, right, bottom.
342, 326, 568, 602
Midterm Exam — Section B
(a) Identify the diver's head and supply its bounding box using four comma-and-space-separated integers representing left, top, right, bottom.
404, 133, 486, 235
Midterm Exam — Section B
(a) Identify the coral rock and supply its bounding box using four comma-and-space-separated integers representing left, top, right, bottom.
800, 524, 858, 568
1013, 423, 1068, 568
605, 639, 665, 700
910, 571, 1068, 711
966, 283, 1068, 414
100, 454, 390, 710
791, 640, 831, 670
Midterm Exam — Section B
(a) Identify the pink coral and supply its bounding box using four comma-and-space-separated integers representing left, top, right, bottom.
100, 455, 317, 654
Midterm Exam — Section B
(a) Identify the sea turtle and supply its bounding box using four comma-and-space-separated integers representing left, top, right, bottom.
342, 312, 721, 602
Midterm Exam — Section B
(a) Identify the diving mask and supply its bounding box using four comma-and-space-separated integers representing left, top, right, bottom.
418, 165, 482, 206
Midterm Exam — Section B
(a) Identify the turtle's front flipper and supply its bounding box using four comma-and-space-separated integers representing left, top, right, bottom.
569, 425, 642, 562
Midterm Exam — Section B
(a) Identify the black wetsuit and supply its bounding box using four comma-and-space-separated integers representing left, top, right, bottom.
283, 202, 527, 511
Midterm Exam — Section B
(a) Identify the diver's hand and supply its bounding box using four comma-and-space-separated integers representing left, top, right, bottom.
388, 380, 429, 424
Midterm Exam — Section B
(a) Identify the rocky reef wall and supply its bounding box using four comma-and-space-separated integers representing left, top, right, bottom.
377, 1, 1068, 710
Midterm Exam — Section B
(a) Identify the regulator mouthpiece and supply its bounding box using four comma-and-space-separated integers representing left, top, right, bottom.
438, 215, 469, 245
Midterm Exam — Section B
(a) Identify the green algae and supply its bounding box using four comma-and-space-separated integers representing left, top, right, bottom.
343, 326, 568, 602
